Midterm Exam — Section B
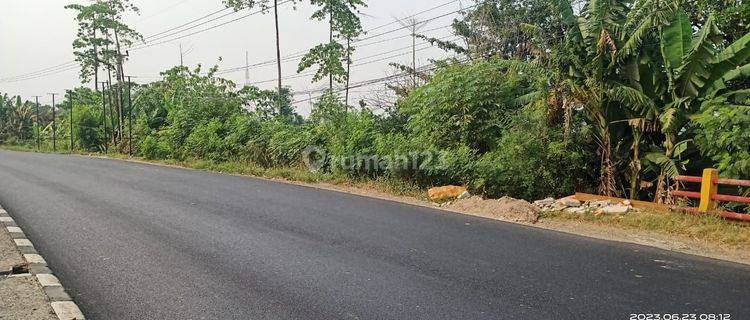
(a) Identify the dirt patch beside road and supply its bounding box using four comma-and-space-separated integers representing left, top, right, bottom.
0, 276, 58, 320
0, 224, 23, 272
0, 225, 57, 320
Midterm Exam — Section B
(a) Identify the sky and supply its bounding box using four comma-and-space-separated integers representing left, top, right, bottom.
0, 0, 466, 115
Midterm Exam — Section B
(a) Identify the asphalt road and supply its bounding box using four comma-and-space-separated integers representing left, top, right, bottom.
0, 150, 748, 320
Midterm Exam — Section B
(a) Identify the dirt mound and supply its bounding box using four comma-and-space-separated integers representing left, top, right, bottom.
446, 196, 540, 223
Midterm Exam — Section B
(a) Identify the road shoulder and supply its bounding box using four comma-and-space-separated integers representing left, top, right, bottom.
0, 205, 85, 320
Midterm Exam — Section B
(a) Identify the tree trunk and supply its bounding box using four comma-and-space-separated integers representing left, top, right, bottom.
114, 29, 126, 146
273, 0, 283, 115
596, 113, 617, 197
329, 1, 334, 92
655, 134, 677, 204
629, 128, 642, 200
345, 37, 351, 110
93, 28, 99, 92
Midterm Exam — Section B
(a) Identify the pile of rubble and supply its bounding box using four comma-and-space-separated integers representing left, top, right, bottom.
533, 196, 635, 215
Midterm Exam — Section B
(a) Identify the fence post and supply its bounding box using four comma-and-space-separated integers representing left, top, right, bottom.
699, 168, 719, 212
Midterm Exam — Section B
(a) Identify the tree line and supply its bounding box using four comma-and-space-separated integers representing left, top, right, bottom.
1, 0, 748, 210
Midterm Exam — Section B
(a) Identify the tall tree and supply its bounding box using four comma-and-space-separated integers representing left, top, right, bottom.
67, 0, 142, 146
298, 0, 366, 93
224, 0, 295, 114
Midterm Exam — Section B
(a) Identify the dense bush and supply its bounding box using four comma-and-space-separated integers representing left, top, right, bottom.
695, 104, 750, 178
471, 107, 596, 200
400, 59, 529, 153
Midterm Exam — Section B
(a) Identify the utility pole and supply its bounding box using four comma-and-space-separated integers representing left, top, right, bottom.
100, 81, 109, 153
116, 49, 129, 147
179, 44, 193, 68
106, 66, 118, 146
126, 76, 133, 156
48, 93, 58, 152
69, 91, 74, 153
397, 17, 427, 87
33, 96, 41, 151
245, 51, 250, 86
273, 0, 283, 115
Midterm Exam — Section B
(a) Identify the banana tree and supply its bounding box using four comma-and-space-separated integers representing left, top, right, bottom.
626, 8, 750, 202
553, 0, 653, 197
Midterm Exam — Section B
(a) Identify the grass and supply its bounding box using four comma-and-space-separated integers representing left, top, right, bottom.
543, 209, 750, 248
12, 145, 430, 200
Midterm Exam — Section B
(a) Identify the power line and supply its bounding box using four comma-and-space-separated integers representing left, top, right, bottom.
138, 8, 237, 43
135, 0, 196, 24
215, 30, 455, 77
134, 0, 461, 52
1, 0, 468, 83
0, 61, 78, 82
355, 4, 475, 43
365, 0, 460, 33
130, 1, 294, 51
236, 36, 454, 85
0, 64, 81, 84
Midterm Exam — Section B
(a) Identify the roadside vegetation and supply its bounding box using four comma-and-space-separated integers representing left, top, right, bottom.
1, 0, 749, 217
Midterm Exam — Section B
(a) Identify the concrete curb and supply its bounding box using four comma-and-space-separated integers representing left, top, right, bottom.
0, 205, 85, 320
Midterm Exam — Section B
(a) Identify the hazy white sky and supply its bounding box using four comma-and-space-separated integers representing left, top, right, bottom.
0, 0, 465, 114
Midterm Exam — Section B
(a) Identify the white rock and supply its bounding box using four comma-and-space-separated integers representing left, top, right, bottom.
457, 191, 472, 200
557, 197, 582, 207
602, 204, 630, 214
564, 207, 588, 214
534, 198, 556, 207
589, 200, 613, 208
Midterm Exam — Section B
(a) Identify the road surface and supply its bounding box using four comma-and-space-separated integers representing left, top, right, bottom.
0, 150, 748, 319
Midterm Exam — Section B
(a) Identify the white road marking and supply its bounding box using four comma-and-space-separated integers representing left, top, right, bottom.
51, 301, 86, 320
23, 254, 46, 265
6, 226, 22, 233
36, 274, 62, 287
13, 239, 33, 247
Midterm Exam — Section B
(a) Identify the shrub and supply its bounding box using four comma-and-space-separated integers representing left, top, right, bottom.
399, 59, 530, 153
471, 107, 595, 200
184, 119, 227, 161
139, 135, 170, 160
695, 104, 750, 179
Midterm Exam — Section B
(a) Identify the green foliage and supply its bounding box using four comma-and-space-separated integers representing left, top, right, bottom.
3, 0, 749, 208
65, 0, 143, 84
400, 59, 528, 153
299, 0, 366, 86
471, 107, 595, 200
72, 104, 105, 151
695, 102, 750, 178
